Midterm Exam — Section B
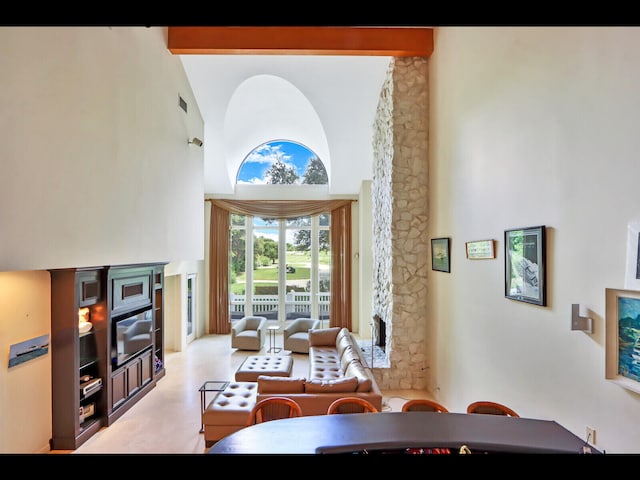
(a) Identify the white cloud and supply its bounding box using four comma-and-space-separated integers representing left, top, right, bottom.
237, 177, 268, 185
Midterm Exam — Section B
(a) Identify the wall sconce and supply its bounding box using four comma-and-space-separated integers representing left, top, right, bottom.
188, 137, 203, 147
571, 304, 593, 333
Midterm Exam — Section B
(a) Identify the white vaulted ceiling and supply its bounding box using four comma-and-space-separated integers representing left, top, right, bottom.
179, 54, 393, 197
172, 27, 433, 198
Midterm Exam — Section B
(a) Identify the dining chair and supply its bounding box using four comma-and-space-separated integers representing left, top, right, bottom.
327, 397, 379, 414
466, 401, 519, 417
246, 397, 303, 426
401, 399, 449, 413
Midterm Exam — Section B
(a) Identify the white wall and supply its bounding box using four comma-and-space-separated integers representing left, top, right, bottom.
0, 27, 204, 452
0, 271, 52, 453
428, 26, 640, 453
0, 27, 204, 271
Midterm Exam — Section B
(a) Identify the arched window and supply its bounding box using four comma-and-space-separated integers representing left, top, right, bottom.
236, 141, 328, 185
227, 141, 332, 326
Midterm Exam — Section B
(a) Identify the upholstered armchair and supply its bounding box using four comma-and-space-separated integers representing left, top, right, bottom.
231, 316, 267, 351
283, 318, 321, 353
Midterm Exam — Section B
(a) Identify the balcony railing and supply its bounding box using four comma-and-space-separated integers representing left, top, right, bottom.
230, 292, 330, 321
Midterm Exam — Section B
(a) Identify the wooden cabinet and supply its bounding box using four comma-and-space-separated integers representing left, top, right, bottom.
77, 270, 101, 307
50, 267, 107, 450
110, 349, 153, 410
110, 268, 152, 316
153, 265, 165, 379
105, 264, 165, 426
50, 263, 166, 449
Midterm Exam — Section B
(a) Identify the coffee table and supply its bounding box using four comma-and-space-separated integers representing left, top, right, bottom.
235, 355, 293, 382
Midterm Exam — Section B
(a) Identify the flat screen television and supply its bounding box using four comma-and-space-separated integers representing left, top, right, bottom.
112, 307, 153, 368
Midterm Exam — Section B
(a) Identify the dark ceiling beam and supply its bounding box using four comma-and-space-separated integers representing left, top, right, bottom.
167, 27, 433, 57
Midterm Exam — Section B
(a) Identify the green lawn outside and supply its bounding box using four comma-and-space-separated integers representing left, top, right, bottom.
231, 249, 330, 295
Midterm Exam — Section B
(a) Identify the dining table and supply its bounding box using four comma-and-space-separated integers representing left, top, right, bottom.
207, 411, 599, 454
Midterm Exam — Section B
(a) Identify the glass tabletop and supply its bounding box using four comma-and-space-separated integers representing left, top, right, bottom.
199, 381, 229, 392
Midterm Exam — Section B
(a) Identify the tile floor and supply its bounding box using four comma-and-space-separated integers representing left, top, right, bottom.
63, 332, 427, 454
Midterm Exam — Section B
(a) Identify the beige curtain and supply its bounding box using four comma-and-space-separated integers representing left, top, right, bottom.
207, 199, 354, 332
210, 199, 353, 219
329, 202, 352, 330
209, 203, 230, 334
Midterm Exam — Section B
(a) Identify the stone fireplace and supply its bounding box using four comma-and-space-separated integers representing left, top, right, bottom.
370, 56, 429, 391
372, 315, 386, 351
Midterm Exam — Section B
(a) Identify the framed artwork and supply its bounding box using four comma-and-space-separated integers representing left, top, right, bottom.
465, 239, 495, 260
605, 288, 640, 394
624, 220, 640, 290
504, 225, 546, 306
8, 334, 49, 368
636, 232, 640, 279
431, 237, 451, 273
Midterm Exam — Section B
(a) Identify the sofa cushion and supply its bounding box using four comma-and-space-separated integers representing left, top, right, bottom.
309, 327, 341, 346
304, 376, 359, 393
336, 332, 355, 356
345, 361, 373, 392
340, 346, 361, 371
258, 375, 306, 394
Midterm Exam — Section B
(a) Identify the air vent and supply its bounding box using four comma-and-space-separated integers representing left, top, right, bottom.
179, 96, 187, 113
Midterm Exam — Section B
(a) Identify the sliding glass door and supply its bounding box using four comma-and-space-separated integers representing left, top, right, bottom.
229, 213, 330, 325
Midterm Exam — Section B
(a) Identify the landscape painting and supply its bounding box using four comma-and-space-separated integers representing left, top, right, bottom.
606, 288, 640, 393
431, 237, 451, 273
615, 296, 640, 383
8, 333, 49, 368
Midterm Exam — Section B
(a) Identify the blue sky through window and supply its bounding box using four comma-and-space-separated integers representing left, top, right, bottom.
237, 141, 323, 184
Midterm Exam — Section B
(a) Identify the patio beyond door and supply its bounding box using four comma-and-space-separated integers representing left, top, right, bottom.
229, 214, 330, 326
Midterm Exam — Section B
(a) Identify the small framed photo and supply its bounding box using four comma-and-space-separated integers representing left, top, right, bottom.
431, 237, 451, 273
465, 239, 495, 260
605, 288, 640, 394
504, 225, 546, 306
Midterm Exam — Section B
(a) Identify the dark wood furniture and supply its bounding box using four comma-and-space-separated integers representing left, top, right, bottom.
49, 263, 166, 450
246, 397, 303, 425
466, 400, 519, 417
208, 411, 599, 454
327, 396, 379, 414
50, 267, 108, 450
401, 398, 449, 413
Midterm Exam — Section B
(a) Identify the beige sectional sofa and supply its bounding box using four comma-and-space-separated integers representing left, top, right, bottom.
203, 326, 382, 447
256, 326, 383, 415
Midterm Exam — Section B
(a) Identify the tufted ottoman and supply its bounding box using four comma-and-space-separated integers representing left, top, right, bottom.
203, 382, 257, 448
235, 355, 293, 382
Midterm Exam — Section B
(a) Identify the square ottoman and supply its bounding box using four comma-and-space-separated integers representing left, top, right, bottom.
203, 382, 257, 448
235, 355, 293, 382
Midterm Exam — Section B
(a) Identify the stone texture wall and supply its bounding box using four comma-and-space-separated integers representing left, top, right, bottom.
371, 57, 429, 390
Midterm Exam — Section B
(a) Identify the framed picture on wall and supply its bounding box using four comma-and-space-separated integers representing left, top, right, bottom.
623, 220, 640, 290
504, 225, 546, 306
465, 239, 496, 259
605, 288, 640, 394
431, 237, 451, 273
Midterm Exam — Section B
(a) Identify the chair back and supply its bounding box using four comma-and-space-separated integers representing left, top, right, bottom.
401, 399, 449, 413
466, 401, 519, 417
327, 397, 379, 414
246, 397, 303, 426
295, 318, 321, 330
244, 316, 266, 330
